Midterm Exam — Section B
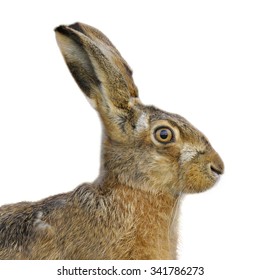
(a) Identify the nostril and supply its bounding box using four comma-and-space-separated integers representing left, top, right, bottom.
210, 164, 224, 176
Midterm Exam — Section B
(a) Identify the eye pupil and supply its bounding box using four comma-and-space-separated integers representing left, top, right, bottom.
160, 130, 169, 139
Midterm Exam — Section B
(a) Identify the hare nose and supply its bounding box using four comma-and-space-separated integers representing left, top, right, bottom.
209, 153, 224, 176
210, 163, 224, 175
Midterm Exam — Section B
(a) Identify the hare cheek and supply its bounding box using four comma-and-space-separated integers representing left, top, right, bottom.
179, 145, 198, 165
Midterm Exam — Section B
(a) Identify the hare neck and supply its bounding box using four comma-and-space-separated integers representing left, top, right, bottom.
95, 173, 181, 225
93, 173, 182, 259
112, 184, 182, 259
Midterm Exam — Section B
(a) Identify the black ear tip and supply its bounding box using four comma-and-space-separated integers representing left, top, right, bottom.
54, 25, 67, 34
55, 23, 85, 36
54, 24, 81, 38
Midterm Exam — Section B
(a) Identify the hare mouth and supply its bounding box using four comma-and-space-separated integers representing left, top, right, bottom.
209, 166, 222, 183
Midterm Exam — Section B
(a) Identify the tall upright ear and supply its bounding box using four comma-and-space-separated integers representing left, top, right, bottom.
55, 22, 139, 114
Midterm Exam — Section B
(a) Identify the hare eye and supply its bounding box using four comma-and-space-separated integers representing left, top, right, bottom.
154, 127, 175, 144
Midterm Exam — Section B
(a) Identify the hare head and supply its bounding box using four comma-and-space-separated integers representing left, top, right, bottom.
55, 23, 224, 196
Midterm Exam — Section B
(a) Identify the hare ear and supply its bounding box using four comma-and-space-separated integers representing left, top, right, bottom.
55, 23, 139, 113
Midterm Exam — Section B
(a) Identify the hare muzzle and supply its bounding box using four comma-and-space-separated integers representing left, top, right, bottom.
179, 147, 224, 193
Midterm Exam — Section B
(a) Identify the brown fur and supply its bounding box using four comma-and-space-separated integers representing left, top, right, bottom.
0, 22, 224, 259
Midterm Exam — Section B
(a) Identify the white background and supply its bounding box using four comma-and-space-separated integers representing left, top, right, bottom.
0, 0, 259, 278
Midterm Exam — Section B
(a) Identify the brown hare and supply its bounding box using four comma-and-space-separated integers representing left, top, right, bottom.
0, 22, 224, 260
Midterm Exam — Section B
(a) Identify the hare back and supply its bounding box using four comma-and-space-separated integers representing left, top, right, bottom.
0, 183, 176, 259
0, 193, 68, 259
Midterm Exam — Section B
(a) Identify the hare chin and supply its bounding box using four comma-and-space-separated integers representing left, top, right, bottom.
180, 173, 219, 194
